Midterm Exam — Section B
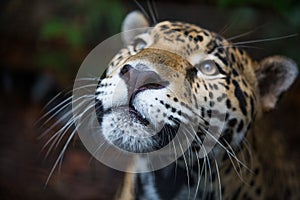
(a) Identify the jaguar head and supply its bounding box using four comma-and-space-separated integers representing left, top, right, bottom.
94, 11, 298, 156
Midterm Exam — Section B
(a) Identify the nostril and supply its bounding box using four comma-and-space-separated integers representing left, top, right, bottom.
120, 64, 132, 75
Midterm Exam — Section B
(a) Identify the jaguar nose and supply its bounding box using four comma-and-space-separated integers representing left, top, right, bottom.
119, 64, 169, 97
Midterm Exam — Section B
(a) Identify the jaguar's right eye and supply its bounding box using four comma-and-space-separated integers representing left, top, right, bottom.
133, 38, 147, 51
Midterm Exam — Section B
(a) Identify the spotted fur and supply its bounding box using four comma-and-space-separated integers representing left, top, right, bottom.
93, 11, 299, 200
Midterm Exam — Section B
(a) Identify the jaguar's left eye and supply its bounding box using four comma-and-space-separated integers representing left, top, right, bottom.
195, 60, 219, 76
133, 38, 147, 51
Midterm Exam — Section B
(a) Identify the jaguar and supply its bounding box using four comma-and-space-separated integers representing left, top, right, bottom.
50, 11, 300, 200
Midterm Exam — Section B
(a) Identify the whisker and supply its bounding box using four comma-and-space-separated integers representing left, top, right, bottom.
37, 95, 72, 126
214, 158, 222, 200
41, 95, 95, 158
42, 92, 62, 112
193, 148, 202, 200
200, 127, 250, 171
242, 139, 253, 169
76, 77, 100, 82
224, 139, 252, 179
222, 141, 251, 184
44, 127, 77, 187
186, 125, 206, 200
203, 154, 211, 199
224, 140, 242, 172
147, 0, 157, 24
43, 120, 74, 159
216, 44, 263, 50
226, 149, 244, 182
134, 0, 151, 22
39, 95, 94, 140
227, 24, 267, 41
40, 115, 73, 152
73, 84, 98, 92
88, 140, 106, 165
176, 134, 191, 198
42, 98, 94, 158
40, 92, 92, 127
218, 18, 238, 36
150, 0, 159, 22
232, 33, 298, 45
207, 153, 213, 197
171, 139, 179, 179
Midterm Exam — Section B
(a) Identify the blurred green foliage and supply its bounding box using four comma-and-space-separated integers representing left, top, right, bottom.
37, 0, 125, 71
40, 21, 82, 48
36, 52, 69, 72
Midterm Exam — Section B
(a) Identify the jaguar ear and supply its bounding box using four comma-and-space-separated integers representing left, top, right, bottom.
121, 11, 150, 46
255, 56, 298, 111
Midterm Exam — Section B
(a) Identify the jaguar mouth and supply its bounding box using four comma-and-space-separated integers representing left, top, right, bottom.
128, 107, 149, 126
95, 81, 179, 153
128, 83, 166, 126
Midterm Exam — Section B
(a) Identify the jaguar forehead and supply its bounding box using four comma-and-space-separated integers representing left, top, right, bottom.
155, 21, 227, 45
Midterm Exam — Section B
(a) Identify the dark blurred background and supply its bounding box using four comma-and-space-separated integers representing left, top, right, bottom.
0, 0, 299, 199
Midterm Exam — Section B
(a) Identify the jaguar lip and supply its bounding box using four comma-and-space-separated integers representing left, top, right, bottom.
135, 83, 166, 92
128, 83, 167, 126
129, 83, 167, 104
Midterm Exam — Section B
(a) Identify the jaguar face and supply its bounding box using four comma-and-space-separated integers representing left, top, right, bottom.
94, 11, 298, 156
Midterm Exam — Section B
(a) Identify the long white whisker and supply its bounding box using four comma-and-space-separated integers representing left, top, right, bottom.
88, 141, 106, 165
201, 127, 250, 171
194, 147, 206, 200
72, 84, 98, 92
44, 127, 77, 187
171, 138, 178, 175
185, 125, 207, 200
226, 149, 245, 182
214, 159, 222, 200
44, 120, 75, 159
42, 96, 95, 158
134, 0, 150, 21
147, 0, 157, 24
227, 24, 267, 41
54, 101, 95, 150
203, 154, 209, 199
39, 93, 93, 130
41, 119, 73, 155
176, 133, 191, 198
242, 139, 253, 169
76, 77, 100, 82
216, 45, 262, 50
42, 92, 62, 112
39, 95, 94, 140
38, 96, 72, 125
207, 152, 213, 197
150, 0, 159, 21
218, 18, 238, 36
232, 33, 298, 45
223, 139, 252, 181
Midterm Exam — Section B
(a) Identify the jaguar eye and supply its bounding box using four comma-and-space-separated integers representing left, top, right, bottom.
195, 60, 219, 76
133, 38, 147, 51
